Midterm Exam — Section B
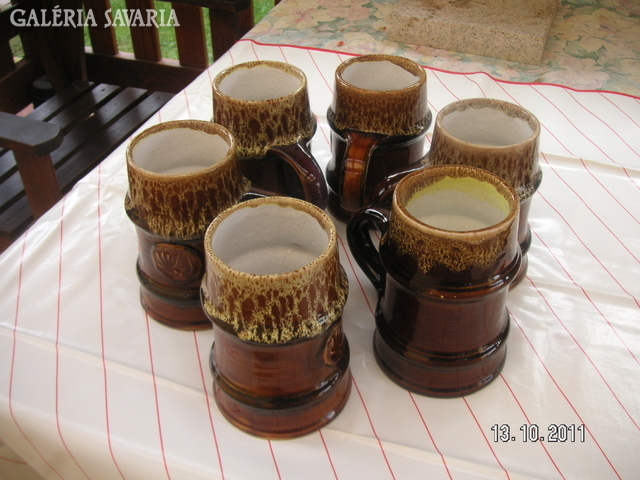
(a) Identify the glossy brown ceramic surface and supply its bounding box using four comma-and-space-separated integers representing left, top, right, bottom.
213, 61, 327, 208
125, 120, 249, 330
326, 54, 431, 220
202, 197, 351, 437
427, 98, 541, 285
347, 165, 521, 397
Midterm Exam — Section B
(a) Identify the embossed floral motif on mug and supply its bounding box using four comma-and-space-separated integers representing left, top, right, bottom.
152, 243, 203, 284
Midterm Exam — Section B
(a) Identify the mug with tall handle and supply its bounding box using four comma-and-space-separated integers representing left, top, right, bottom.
348, 165, 521, 397
213, 60, 328, 209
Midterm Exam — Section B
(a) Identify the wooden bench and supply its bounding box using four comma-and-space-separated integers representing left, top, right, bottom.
0, 0, 257, 253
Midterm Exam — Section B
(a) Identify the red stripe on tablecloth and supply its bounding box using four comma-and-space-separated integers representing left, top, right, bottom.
336, 234, 375, 315
509, 311, 622, 479
237, 39, 640, 101
278, 45, 289, 63
8, 232, 65, 480
350, 377, 397, 480
144, 314, 172, 480
462, 74, 640, 240
307, 50, 334, 94
421, 73, 571, 478
463, 397, 511, 480
267, 441, 283, 480
408, 393, 454, 480
599, 93, 640, 128
537, 191, 640, 308
318, 430, 340, 480
336, 237, 395, 480
567, 90, 640, 157
0, 455, 27, 465
526, 276, 640, 431
531, 202, 640, 367
193, 333, 226, 480
530, 87, 639, 187
495, 84, 640, 223
97, 164, 127, 480
55, 197, 92, 479
500, 375, 567, 480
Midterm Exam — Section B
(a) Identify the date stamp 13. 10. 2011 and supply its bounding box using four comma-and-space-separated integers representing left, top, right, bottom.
491, 424, 586, 443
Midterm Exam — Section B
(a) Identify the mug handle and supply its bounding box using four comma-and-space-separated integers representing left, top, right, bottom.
340, 131, 388, 213
266, 140, 328, 210
346, 205, 391, 295
369, 161, 427, 206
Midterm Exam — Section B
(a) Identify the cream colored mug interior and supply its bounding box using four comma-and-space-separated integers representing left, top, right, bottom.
211, 203, 329, 275
406, 176, 511, 232
341, 60, 419, 91
218, 65, 302, 101
441, 106, 534, 147
132, 128, 229, 175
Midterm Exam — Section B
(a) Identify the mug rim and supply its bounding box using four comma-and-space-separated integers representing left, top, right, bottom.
393, 165, 520, 238
126, 120, 236, 178
212, 60, 308, 103
335, 54, 426, 94
204, 196, 338, 280
435, 98, 541, 150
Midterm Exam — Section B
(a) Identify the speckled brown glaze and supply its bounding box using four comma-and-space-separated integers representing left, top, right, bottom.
326, 55, 431, 221
427, 98, 541, 285
388, 165, 520, 277
428, 98, 542, 201
202, 196, 349, 343
202, 197, 352, 438
213, 61, 316, 159
125, 121, 249, 240
328, 54, 430, 136
347, 165, 521, 397
125, 121, 249, 330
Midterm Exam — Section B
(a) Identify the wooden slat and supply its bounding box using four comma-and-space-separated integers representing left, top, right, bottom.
85, 0, 119, 55
125, 0, 162, 61
86, 51, 202, 92
173, 3, 209, 68
0, 42, 16, 79
0, 196, 34, 247
0, 85, 172, 246
0, 58, 44, 114
209, 4, 253, 60
26, 81, 98, 122
55, 90, 173, 188
56, 0, 87, 82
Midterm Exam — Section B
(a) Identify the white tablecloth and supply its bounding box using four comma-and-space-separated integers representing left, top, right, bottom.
1, 40, 639, 480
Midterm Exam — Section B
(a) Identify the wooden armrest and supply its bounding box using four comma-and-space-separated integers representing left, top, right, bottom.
0, 112, 64, 218
0, 111, 63, 156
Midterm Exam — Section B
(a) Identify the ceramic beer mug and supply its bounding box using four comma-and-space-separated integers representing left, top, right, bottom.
347, 165, 521, 397
213, 60, 327, 209
202, 196, 351, 438
125, 120, 251, 330
427, 98, 541, 285
326, 54, 431, 221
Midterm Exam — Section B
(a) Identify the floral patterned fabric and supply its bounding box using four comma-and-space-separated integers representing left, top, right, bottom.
247, 0, 640, 97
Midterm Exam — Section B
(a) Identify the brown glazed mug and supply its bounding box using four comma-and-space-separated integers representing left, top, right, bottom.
326, 54, 431, 222
201, 196, 351, 438
125, 120, 252, 330
375, 99, 542, 285
427, 99, 541, 285
213, 60, 328, 209
347, 165, 521, 397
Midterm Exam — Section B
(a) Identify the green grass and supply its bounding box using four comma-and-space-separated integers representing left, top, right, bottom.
10, 0, 274, 62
